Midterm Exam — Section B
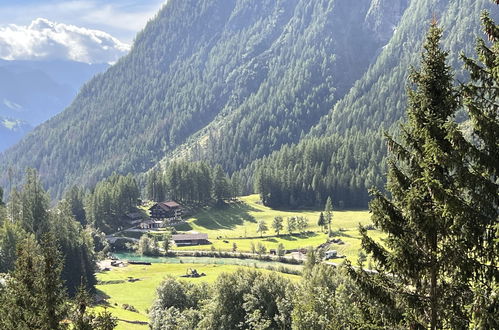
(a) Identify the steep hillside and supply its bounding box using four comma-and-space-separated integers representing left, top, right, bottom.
311, 0, 497, 136
0, 0, 403, 197
234, 0, 498, 208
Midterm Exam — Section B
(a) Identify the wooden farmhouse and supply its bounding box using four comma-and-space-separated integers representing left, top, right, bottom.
172, 233, 209, 246
148, 201, 183, 224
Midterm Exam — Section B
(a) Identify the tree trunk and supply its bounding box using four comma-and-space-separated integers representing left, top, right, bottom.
429, 233, 438, 330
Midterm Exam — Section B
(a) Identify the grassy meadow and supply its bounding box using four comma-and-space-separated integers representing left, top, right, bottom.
174, 194, 380, 261
102, 194, 381, 328
94, 263, 300, 330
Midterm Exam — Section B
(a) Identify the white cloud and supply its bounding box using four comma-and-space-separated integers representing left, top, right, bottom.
0, 18, 130, 64
0, 1, 167, 43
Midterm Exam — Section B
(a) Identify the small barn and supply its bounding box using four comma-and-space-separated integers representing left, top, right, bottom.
172, 233, 209, 246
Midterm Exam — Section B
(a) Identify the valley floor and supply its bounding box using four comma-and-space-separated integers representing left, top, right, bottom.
100, 195, 381, 329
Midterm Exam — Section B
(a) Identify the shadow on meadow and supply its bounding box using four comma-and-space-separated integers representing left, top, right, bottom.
192, 202, 259, 230
329, 230, 355, 238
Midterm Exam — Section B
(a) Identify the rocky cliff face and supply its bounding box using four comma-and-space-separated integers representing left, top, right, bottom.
365, 0, 409, 43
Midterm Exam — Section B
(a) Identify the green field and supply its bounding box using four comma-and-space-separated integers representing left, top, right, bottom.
101, 195, 380, 328
95, 263, 300, 330
175, 194, 380, 261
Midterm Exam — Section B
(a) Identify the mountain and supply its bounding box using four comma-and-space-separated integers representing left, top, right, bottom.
236, 0, 498, 208
0, 0, 495, 202
0, 59, 109, 151
0, 0, 405, 197
0, 117, 31, 152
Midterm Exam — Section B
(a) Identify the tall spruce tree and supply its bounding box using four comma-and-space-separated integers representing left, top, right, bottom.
324, 196, 333, 237
348, 24, 475, 329
0, 235, 68, 329
20, 168, 51, 238
459, 3, 499, 327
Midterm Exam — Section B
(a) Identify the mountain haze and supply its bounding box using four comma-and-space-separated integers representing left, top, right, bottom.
0, 0, 496, 202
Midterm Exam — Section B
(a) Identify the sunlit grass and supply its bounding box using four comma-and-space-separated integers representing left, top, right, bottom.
94, 263, 300, 329
176, 194, 379, 261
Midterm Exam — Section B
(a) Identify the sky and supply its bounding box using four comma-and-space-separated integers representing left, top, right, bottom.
0, 0, 166, 43
0, 0, 167, 63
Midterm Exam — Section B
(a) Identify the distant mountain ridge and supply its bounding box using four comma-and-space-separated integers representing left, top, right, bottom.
0, 59, 109, 152
0, 0, 496, 201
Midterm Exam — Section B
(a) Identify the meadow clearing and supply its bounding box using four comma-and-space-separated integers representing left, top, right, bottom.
173, 194, 380, 261
95, 263, 300, 330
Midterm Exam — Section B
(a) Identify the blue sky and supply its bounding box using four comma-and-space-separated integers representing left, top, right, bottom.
0, 0, 166, 42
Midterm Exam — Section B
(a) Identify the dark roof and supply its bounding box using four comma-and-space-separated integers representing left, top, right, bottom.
172, 233, 208, 241
149, 201, 181, 212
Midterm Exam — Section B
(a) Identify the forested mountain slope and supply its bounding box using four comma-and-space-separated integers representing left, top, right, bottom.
234, 0, 498, 208
311, 0, 497, 136
0, 0, 406, 198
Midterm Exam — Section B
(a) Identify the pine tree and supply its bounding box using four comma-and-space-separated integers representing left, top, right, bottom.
20, 168, 51, 238
38, 233, 68, 329
0, 235, 68, 329
65, 186, 87, 226
348, 24, 475, 329
324, 196, 333, 236
212, 165, 229, 205
317, 212, 326, 231
459, 3, 499, 327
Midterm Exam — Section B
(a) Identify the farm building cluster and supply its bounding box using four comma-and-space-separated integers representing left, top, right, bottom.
122, 201, 210, 246
138, 201, 183, 229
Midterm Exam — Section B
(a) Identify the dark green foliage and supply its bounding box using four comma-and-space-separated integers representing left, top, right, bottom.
349, 22, 498, 328
292, 264, 383, 329
50, 200, 97, 295
149, 276, 209, 330
199, 269, 294, 329
459, 3, 499, 327
212, 164, 230, 204
71, 285, 94, 330
0, 235, 68, 330
0, 0, 399, 200
317, 212, 325, 231
272, 216, 284, 236
1, 169, 97, 295
150, 160, 232, 204
85, 173, 140, 233
248, 131, 386, 208
92, 308, 118, 330
64, 186, 87, 226
137, 234, 160, 256
146, 168, 166, 202
167, 161, 214, 204
19, 168, 51, 238
0, 221, 26, 273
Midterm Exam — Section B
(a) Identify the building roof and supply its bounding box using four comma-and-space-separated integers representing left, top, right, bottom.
172, 233, 208, 241
163, 201, 181, 208
149, 200, 181, 212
